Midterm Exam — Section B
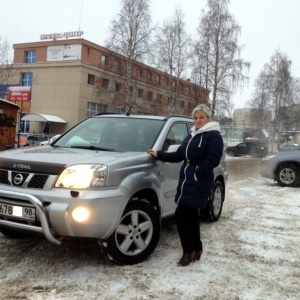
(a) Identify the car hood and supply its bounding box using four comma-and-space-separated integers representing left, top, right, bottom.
265, 150, 300, 161
0, 146, 140, 174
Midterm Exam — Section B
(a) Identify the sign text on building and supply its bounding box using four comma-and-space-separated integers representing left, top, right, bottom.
8, 86, 31, 101
40, 31, 84, 40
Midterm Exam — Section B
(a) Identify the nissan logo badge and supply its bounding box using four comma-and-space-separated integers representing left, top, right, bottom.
13, 174, 24, 185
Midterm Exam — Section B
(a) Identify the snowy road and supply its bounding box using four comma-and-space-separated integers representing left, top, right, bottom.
0, 158, 299, 300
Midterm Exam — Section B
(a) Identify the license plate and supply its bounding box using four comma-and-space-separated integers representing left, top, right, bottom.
0, 202, 36, 221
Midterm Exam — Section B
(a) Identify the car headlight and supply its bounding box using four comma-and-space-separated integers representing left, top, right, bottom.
55, 164, 108, 189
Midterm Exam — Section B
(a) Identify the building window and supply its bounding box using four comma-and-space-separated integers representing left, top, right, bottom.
129, 86, 133, 95
114, 58, 121, 70
87, 48, 90, 56
138, 88, 143, 98
102, 78, 109, 89
181, 100, 185, 108
156, 94, 162, 102
147, 72, 152, 81
137, 68, 143, 77
147, 91, 153, 101
115, 82, 122, 93
25, 50, 36, 63
185, 86, 190, 95
88, 74, 95, 85
165, 77, 169, 87
156, 75, 161, 84
22, 72, 33, 86
101, 55, 108, 65
87, 102, 108, 117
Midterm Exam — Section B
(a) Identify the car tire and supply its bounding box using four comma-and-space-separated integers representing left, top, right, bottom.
103, 200, 161, 265
203, 180, 224, 222
0, 228, 26, 239
276, 164, 300, 187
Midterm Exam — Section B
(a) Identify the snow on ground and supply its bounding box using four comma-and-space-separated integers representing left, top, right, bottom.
0, 159, 299, 300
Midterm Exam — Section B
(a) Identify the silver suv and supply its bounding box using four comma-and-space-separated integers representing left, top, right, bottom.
261, 150, 300, 187
0, 114, 227, 265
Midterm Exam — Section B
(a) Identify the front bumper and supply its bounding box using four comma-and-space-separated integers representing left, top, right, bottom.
0, 185, 129, 244
260, 160, 276, 179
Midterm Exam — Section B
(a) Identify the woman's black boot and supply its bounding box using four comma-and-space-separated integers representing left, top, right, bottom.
177, 252, 195, 267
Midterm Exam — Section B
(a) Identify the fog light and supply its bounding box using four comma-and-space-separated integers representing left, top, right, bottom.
72, 207, 90, 222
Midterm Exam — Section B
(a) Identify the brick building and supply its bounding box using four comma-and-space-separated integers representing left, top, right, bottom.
6, 37, 209, 134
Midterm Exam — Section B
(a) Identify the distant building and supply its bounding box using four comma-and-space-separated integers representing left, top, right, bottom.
233, 108, 272, 127
4, 37, 209, 134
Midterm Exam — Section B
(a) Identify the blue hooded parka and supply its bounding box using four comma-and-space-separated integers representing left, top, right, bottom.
156, 121, 224, 209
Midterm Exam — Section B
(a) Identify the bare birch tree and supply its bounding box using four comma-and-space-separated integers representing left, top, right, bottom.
104, 0, 153, 113
0, 37, 15, 97
265, 51, 293, 147
193, 0, 250, 117
151, 8, 192, 114
247, 66, 273, 134
249, 50, 298, 147
288, 77, 300, 131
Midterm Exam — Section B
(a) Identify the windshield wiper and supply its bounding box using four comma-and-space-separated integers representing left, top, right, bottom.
70, 145, 115, 151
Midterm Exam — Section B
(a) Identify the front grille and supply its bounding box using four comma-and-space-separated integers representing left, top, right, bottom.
28, 174, 48, 188
0, 170, 9, 184
0, 169, 49, 189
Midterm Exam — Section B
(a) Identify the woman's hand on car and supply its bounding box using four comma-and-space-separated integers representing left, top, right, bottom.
147, 149, 157, 157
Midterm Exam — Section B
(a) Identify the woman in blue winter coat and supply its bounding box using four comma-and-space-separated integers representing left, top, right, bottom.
148, 104, 224, 266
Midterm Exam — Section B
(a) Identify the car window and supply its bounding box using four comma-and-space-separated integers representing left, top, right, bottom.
279, 144, 300, 151
237, 143, 246, 148
162, 122, 190, 151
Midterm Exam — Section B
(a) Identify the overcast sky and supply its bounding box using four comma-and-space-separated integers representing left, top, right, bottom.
1, 0, 300, 110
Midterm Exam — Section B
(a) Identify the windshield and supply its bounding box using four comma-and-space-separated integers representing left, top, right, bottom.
54, 116, 165, 152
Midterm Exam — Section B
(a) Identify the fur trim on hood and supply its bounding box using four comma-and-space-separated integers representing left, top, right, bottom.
191, 121, 221, 147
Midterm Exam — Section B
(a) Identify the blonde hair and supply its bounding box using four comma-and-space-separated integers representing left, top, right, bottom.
191, 104, 212, 121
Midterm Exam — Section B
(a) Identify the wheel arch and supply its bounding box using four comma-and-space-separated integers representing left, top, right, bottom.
129, 188, 161, 216
275, 161, 300, 175
214, 175, 226, 201
275, 161, 300, 187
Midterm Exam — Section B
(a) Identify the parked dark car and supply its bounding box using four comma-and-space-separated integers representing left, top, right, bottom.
26, 134, 47, 146
260, 151, 300, 187
225, 141, 269, 158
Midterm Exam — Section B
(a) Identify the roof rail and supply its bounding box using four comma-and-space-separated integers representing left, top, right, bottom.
94, 112, 120, 116
165, 114, 192, 120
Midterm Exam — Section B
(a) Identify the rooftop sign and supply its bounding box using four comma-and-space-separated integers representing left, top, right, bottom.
40, 31, 84, 40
